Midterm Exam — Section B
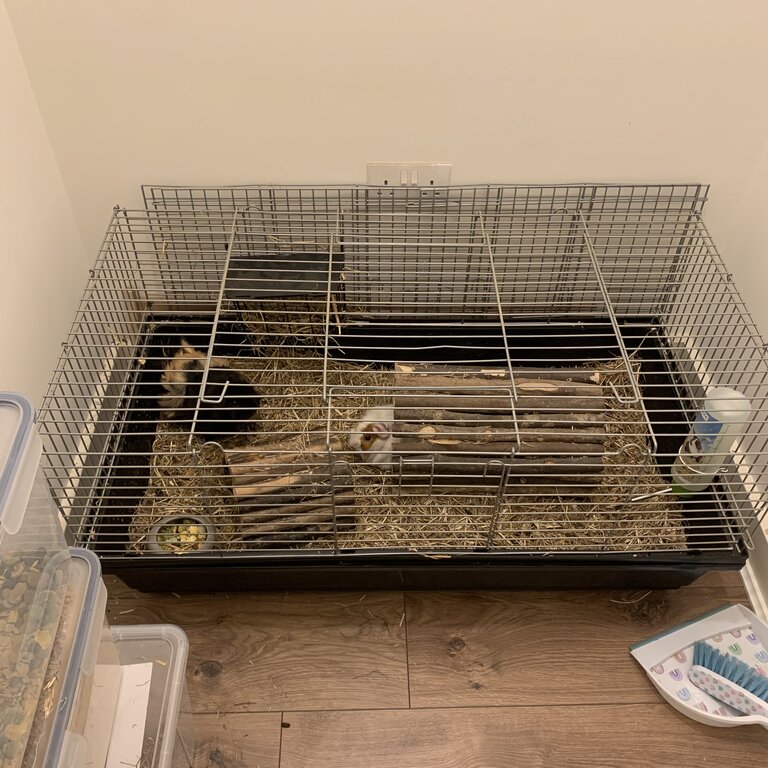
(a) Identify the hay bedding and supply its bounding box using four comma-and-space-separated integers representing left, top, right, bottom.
332, 360, 685, 553
129, 329, 684, 553
491, 368, 685, 553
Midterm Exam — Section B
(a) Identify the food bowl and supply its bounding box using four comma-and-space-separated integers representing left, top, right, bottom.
146, 515, 217, 554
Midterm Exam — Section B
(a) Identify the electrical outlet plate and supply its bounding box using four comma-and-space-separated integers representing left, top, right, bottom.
366, 162, 452, 187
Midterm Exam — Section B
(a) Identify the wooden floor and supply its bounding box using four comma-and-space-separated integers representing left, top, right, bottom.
104, 572, 768, 767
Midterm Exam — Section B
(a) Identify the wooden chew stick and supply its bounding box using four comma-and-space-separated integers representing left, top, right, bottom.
223, 360, 608, 524
230, 463, 352, 501
393, 392, 599, 414
392, 421, 606, 449
226, 436, 342, 477
230, 524, 334, 546
394, 362, 603, 386
394, 407, 605, 428
394, 435, 604, 457
226, 435, 349, 504
393, 363, 605, 413
394, 421, 518, 444
395, 369, 603, 399
237, 493, 355, 523
235, 512, 337, 535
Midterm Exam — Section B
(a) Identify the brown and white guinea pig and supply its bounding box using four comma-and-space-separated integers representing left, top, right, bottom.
159, 340, 260, 442
348, 406, 395, 468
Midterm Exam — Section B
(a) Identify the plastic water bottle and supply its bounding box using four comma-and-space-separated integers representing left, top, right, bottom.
670, 387, 751, 495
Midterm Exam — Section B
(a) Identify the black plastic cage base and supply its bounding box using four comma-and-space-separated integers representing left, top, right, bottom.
104, 553, 744, 593
70, 315, 750, 592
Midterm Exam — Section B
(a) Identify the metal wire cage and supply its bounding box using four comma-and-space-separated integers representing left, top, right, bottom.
38, 184, 768, 590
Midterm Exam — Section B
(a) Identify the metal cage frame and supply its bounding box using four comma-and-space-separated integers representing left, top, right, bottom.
37, 183, 768, 590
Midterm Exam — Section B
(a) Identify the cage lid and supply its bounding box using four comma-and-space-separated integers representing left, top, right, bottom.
0, 392, 40, 538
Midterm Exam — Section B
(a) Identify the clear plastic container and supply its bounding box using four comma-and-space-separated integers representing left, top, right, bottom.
57, 629, 120, 768
104, 625, 194, 768
32, 615, 193, 768
14, 549, 111, 768
1, 393, 71, 768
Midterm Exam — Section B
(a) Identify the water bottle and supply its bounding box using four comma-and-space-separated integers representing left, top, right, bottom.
670, 387, 751, 495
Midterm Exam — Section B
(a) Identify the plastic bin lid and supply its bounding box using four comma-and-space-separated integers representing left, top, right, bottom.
0, 392, 38, 538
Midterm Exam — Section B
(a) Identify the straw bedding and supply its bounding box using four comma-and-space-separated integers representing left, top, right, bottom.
129, 327, 684, 553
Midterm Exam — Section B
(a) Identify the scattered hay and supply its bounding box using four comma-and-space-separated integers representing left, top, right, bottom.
317, 358, 685, 553
240, 300, 329, 353
128, 425, 237, 552
129, 343, 685, 554
490, 360, 685, 552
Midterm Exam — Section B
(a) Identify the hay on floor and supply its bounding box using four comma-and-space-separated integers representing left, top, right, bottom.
129, 349, 685, 553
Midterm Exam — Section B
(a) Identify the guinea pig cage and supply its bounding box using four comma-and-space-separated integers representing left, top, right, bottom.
38, 183, 768, 591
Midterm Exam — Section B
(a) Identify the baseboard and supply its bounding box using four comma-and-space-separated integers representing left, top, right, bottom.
742, 523, 768, 620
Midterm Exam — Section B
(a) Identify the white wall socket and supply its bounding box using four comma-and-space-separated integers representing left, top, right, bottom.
366, 162, 452, 187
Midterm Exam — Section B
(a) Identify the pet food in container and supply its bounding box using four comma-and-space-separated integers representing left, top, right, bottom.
0, 394, 71, 768
16, 549, 113, 768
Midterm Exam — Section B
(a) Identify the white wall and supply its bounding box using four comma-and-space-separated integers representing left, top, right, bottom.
0, 1, 87, 406
707, 137, 768, 332
4, 0, 768, 335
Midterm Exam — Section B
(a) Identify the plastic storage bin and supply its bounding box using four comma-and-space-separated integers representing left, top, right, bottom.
106, 625, 193, 768
16, 551, 193, 768
19, 549, 114, 768
1, 393, 71, 768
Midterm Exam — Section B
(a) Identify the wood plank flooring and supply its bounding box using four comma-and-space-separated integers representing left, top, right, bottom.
104, 572, 768, 767
191, 713, 281, 768
279, 704, 768, 768
108, 590, 408, 712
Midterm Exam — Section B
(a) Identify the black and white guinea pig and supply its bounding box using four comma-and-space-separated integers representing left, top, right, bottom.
159, 340, 260, 442
348, 406, 395, 468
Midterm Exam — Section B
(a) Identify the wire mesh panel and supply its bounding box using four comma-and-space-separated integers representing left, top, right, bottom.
38, 208, 230, 546
37, 184, 768, 580
339, 210, 494, 318
142, 183, 709, 218
585, 211, 767, 549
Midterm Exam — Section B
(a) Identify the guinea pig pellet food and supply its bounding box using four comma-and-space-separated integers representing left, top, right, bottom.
0, 551, 69, 768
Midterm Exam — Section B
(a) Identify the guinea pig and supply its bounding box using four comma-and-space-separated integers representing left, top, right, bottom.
348, 406, 395, 467
159, 340, 260, 442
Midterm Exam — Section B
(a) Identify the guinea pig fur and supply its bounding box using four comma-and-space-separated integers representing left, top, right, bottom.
159, 340, 260, 441
349, 406, 395, 467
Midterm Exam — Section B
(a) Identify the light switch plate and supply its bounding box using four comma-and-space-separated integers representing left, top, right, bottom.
367, 162, 452, 186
